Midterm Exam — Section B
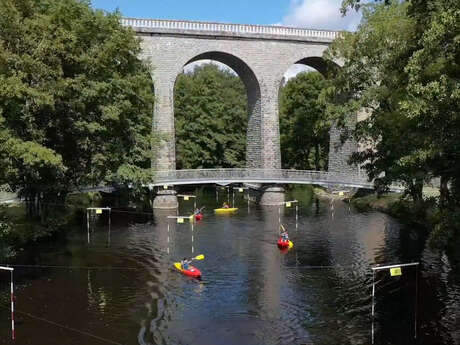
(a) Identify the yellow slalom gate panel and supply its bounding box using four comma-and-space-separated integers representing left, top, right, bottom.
177, 218, 184, 224
286, 202, 291, 208
96, 209, 102, 214
163, 185, 168, 189
239, 188, 243, 192
390, 267, 402, 276
184, 196, 189, 201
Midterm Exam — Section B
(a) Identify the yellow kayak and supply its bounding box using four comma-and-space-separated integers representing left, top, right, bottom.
214, 207, 238, 213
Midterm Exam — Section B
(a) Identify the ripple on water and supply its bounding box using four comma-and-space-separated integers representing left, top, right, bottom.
2, 189, 460, 345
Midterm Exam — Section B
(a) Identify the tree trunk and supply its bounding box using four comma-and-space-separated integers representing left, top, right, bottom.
439, 175, 450, 209
302, 148, 311, 170
411, 177, 424, 204
315, 143, 321, 171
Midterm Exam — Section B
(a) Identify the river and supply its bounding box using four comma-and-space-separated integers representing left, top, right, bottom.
0, 186, 459, 345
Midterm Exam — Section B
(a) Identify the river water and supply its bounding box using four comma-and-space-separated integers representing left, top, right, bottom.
1, 186, 459, 345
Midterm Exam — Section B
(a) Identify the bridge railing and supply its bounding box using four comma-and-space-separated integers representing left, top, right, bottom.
151, 168, 405, 191
153, 168, 370, 185
121, 18, 341, 40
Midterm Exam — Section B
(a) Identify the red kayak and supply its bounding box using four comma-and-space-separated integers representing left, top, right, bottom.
181, 265, 201, 278
277, 238, 293, 249
195, 213, 203, 221
174, 262, 201, 278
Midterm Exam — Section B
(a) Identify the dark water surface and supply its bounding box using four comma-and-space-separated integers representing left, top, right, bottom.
1, 187, 459, 345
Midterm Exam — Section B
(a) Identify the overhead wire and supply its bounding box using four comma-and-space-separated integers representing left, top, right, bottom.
0, 305, 124, 345
5, 264, 138, 270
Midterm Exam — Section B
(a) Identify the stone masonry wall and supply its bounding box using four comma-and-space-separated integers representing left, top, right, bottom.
138, 32, 358, 174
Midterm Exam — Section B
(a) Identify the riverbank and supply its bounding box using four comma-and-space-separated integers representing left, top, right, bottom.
313, 187, 351, 201
0, 192, 103, 260
344, 190, 460, 249
313, 186, 430, 225
349, 193, 402, 213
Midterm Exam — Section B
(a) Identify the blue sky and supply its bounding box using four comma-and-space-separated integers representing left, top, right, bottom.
91, 0, 290, 26
91, 0, 361, 31
91, 1, 362, 79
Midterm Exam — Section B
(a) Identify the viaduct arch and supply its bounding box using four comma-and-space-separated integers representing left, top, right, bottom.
184, 51, 262, 169
123, 18, 357, 175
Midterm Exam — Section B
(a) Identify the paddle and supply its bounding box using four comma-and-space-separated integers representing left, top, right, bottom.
279, 224, 289, 243
192, 254, 205, 261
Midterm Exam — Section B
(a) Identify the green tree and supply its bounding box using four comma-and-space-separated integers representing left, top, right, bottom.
402, 4, 460, 207
174, 64, 247, 169
326, 0, 459, 208
0, 0, 155, 217
279, 72, 330, 170
325, 1, 427, 201
334, 0, 460, 247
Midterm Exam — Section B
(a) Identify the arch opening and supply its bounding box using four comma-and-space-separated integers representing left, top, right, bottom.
279, 58, 334, 171
174, 51, 262, 170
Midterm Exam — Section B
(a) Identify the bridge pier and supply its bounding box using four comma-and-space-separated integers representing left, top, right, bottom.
153, 189, 178, 209
259, 185, 285, 206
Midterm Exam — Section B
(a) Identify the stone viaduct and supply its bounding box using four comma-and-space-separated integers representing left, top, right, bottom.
121, 18, 358, 206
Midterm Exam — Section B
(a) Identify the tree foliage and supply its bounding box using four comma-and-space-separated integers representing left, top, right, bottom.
0, 0, 155, 216
326, 0, 460, 207
174, 64, 247, 169
402, 2, 460, 207
279, 72, 330, 170
326, 1, 424, 198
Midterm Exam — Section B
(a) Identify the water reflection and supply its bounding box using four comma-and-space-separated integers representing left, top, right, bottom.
1, 187, 460, 345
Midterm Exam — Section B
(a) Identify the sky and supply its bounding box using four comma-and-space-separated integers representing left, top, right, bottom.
91, 0, 362, 79
91, 0, 361, 30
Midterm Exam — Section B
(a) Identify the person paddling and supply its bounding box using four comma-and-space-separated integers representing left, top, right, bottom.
280, 225, 289, 242
222, 202, 230, 209
194, 206, 205, 215
181, 257, 192, 270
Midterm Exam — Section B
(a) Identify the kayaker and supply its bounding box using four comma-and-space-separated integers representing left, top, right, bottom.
223, 202, 230, 209
280, 230, 289, 242
181, 257, 192, 270
194, 208, 201, 215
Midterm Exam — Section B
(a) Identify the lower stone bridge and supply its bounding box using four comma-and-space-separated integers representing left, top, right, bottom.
150, 169, 403, 208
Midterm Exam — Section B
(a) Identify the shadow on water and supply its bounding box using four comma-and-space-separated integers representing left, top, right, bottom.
0, 186, 459, 345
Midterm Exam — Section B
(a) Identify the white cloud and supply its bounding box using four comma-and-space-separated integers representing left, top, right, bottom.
283, 0, 361, 31
283, 64, 314, 82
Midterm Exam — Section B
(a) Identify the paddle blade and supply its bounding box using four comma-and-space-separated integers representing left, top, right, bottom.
280, 224, 286, 232
194, 254, 205, 260
174, 262, 182, 270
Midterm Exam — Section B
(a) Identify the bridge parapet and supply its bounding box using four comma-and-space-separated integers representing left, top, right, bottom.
121, 18, 341, 42
149, 169, 404, 192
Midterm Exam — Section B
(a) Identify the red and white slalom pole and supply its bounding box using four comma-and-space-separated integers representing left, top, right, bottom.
0, 266, 14, 340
